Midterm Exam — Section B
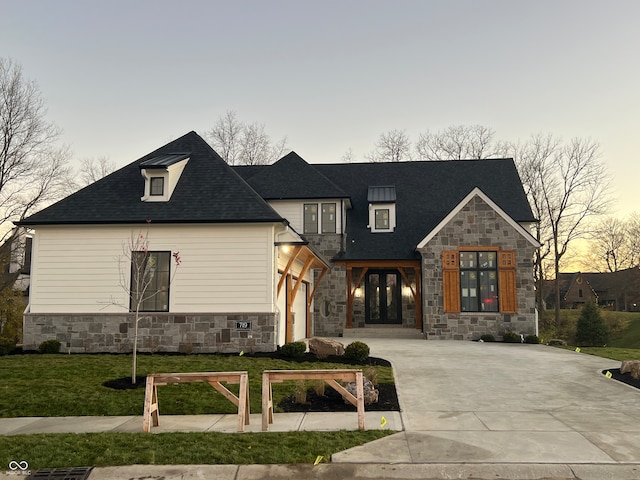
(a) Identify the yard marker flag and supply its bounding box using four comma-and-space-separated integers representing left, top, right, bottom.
380, 416, 387, 428
239, 351, 244, 356
575, 347, 581, 353
314, 455, 323, 466
605, 371, 613, 378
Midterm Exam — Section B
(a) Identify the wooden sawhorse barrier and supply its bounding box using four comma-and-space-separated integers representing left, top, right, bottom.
143, 371, 250, 433
262, 369, 365, 431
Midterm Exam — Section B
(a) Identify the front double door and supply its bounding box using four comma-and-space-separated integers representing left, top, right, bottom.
365, 270, 401, 324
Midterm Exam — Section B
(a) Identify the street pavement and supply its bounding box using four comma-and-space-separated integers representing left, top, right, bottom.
2, 339, 640, 479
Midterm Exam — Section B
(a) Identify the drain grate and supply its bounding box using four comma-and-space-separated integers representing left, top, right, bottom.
29, 467, 93, 480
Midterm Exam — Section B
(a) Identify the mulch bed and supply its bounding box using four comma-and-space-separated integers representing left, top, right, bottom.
602, 368, 640, 390
101, 352, 401, 413
278, 382, 399, 412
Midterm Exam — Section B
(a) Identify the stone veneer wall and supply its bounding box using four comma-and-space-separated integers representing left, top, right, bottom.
304, 233, 346, 337
419, 196, 537, 340
23, 312, 277, 353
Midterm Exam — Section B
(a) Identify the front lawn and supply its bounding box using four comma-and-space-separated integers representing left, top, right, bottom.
0, 353, 394, 417
0, 430, 393, 469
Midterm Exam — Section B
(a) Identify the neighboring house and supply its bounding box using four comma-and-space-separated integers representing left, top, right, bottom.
18, 131, 539, 353
547, 269, 640, 311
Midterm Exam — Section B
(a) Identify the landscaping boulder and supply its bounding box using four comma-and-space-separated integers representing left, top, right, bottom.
345, 376, 379, 405
620, 360, 640, 379
309, 337, 344, 359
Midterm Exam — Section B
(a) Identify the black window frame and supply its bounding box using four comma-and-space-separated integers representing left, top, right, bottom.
130, 251, 171, 312
459, 251, 499, 312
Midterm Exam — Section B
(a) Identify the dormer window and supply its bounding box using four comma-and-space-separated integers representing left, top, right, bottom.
375, 208, 390, 230
140, 153, 189, 202
150, 177, 165, 196
368, 186, 396, 233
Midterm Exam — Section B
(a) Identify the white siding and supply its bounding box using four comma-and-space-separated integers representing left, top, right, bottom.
29, 224, 276, 314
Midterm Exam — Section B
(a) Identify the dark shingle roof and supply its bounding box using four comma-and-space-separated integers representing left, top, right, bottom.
239, 157, 535, 261
238, 152, 349, 200
140, 153, 190, 168
314, 159, 536, 260
19, 132, 283, 226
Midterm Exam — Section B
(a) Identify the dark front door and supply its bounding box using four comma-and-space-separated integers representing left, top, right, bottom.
365, 270, 402, 324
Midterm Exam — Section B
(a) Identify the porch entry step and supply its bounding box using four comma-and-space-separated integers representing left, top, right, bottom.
342, 327, 425, 339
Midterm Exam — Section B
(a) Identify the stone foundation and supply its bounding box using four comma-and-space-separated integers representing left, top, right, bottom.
23, 312, 277, 353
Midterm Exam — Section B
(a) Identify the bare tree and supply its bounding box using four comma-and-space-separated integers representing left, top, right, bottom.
584, 214, 640, 272
114, 231, 181, 383
365, 129, 411, 162
78, 156, 116, 186
415, 125, 502, 160
341, 148, 355, 163
205, 111, 287, 165
504, 134, 558, 316
0, 58, 73, 240
532, 137, 611, 327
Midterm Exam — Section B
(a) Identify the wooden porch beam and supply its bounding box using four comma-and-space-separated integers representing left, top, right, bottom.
277, 246, 302, 295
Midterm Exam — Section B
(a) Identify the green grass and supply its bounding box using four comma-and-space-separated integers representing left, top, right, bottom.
559, 345, 640, 362
0, 353, 394, 417
0, 430, 394, 468
540, 309, 640, 348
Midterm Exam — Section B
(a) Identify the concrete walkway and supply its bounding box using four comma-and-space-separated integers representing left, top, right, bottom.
2, 339, 640, 479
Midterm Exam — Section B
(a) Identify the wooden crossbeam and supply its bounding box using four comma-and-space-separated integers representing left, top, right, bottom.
262, 369, 365, 431
143, 371, 250, 433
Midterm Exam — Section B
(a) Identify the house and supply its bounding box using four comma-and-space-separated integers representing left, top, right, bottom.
547, 269, 640, 311
18, 131, 539, 353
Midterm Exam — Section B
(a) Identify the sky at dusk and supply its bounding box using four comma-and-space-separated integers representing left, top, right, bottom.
2, 0, 639, 217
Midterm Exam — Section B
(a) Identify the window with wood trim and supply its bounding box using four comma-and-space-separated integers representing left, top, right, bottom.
442, 249, 517, 314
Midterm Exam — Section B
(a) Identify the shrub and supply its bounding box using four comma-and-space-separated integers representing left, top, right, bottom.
38, 339, 61, 354
344, 341, 370, 362
524, 335, 539, 344
480, 334, 495, 342
502, 331, 520, 343
280, 341, 306, 358
575, 302, 610, 347
0, 337, 16, 356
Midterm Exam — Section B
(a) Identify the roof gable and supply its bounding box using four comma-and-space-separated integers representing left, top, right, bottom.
315, 159, 537, 260
240, 152, 348, 200
417, 187, 540, 248
20, 132, 283, 226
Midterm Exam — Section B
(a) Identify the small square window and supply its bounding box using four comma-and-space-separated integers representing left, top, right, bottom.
150, 177, 164, 196
375, 209, 390, 230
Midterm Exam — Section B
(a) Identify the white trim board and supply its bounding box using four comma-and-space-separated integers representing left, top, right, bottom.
416, 187, 540, 249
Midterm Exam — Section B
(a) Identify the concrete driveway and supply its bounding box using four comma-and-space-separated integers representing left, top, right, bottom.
333, 339, 640, 465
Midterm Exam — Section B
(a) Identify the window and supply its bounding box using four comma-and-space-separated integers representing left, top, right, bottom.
460, 252, 498, 312
442, 249, 517, 314
303, 204, 318, 233
375, 208, 390, 230
130, 251, 171, 312
150, 177, 164, 196
321, 203, 336, 233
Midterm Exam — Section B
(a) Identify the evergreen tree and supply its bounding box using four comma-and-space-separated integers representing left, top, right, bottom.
575, 302, 610, 346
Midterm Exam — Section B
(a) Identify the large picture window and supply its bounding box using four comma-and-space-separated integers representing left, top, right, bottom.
460, 252, 498, 312
442, 249, 517, 314
130, 251, 171, 312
